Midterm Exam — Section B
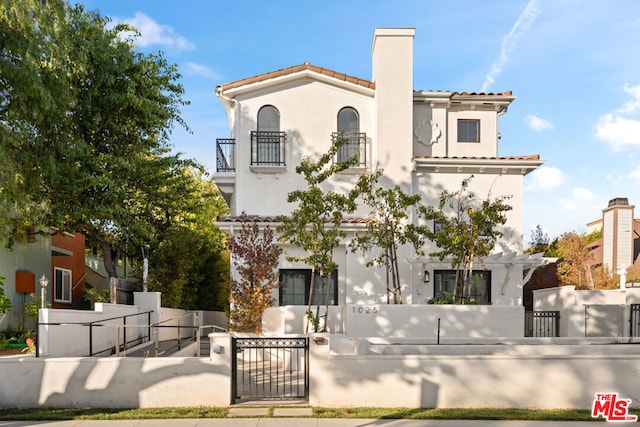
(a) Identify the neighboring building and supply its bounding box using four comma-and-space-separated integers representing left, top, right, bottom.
50, 231, 88, 309
0, 231, 51, 330
214, 28, 550, 337
587, 197, 640, 277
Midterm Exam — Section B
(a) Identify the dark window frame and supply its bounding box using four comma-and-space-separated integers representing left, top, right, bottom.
279, 269, 338, 306
54, 267, 72, 303
433, 269, 491, 304
457, 119, 480, 142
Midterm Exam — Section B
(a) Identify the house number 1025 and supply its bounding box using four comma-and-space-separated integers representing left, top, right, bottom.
353, 306, 378, 314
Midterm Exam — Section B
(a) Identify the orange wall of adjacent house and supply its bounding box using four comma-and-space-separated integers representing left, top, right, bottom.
51, 232, 86, 309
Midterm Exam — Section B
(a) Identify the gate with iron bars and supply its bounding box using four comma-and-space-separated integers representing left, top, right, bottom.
631, 304, 640, 337
231, 336, 309, 403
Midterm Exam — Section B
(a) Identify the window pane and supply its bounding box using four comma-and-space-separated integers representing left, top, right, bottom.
338, 108, 359, 133
311, 273, 337, 306
458, 119, 479, 142
280, 269, 338, 306
281, 272, 306, 306
433, 270, 490, 304
258, 106, 279, 131
54, 268, 72, 303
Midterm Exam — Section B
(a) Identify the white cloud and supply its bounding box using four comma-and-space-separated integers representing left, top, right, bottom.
481, 0, 540, 92
183, 62, 219, 79
525, 166, 565, 191
119, 12, 195, 52
524, 114, 553, 131
629, 166, 640, 185
595, 83, 640, 150
572, 187, 596, 202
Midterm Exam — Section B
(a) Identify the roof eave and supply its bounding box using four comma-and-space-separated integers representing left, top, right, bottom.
219, 69, 376, 99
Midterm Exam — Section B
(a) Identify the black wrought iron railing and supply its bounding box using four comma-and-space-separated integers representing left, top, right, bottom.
631, 304, 640, 337
332, 132, 367, 167
524, 310, 560, 337
250, 131, 286, 166
216, 138, 236, 172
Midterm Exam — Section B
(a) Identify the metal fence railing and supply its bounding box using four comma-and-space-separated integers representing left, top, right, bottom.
524, 311, 560, 337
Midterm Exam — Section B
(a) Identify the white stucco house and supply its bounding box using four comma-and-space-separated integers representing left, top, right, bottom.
213, 28, 552, 338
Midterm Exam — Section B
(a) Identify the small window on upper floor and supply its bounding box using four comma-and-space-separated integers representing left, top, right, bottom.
458, 119, 480, 142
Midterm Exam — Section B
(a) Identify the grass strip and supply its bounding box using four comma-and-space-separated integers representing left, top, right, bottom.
1, 406, 637, 421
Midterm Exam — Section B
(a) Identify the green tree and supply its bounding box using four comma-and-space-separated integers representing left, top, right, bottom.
228, 214, 282, 334
0, 275, 10, 319
146, 169, 230, 311
351, 170, 428, 304
0, 0, 72, 241
420, 176, 512, 303
1, 2, 200, 291
277, 138, 358, 332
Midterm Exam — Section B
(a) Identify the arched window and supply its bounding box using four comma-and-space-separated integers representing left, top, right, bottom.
336, 107, 362, 164
257, 105, 280, 132
252, 105, 285, 166
338, 107, 359, 133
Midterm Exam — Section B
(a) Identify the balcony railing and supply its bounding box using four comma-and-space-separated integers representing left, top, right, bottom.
332, 132, 367, 167
251, 131, 286, 166
216, 138, 235, 172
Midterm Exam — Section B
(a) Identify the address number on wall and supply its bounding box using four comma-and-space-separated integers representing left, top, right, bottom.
352, 306, 379, 315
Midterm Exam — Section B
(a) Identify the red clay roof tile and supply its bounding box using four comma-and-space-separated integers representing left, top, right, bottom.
218, 63, 375, 92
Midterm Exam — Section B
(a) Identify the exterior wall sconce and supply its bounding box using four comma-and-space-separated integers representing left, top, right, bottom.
39, 274, 48, 309
423, 271, 430, 283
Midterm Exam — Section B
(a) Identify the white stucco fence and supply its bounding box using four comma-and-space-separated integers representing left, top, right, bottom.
533, 286, 640, 337
2, 333, 639, 409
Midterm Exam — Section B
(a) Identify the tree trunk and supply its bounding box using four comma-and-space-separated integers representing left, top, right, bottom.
306, 266, 316, 333
391, 243, 402, 304
101, 241, 121, 279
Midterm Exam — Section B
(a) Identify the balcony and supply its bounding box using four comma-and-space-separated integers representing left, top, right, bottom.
332, 132, 367, 167
251, 131, 286, 167
216, 138, 235, 172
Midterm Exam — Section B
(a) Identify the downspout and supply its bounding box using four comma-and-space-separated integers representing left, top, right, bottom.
496, 105, 508, 153
215, 86, 238, 134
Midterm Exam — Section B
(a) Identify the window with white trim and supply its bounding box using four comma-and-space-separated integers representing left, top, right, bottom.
54, 267, 72, 303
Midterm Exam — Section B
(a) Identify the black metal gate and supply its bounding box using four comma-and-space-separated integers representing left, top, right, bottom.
231, 336, 309, 403
631, 304, 640, 337
525, 311, 560, 337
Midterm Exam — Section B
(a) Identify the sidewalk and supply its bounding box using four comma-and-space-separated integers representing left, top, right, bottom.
0, 420, 598, 426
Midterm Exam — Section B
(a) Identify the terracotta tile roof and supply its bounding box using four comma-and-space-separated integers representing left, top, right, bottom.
217, 215, 372, 224
218, 63, 375, 92
413, 155, 540, 161
452, 91, 513, 97
415, 90, 514, 97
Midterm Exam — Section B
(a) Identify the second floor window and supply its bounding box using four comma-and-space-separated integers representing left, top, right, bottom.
458, 119, 480, 142
252, 105, 285, 166
335, 107, 365, 165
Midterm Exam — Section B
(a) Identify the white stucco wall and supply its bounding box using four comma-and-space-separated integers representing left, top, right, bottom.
231, 79, 375, 218
533, 286, 640, 337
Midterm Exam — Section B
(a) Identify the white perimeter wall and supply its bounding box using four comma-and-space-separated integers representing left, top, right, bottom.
534, 286, 640, 337
4, 333, 638, 409
309, 334, 640, 409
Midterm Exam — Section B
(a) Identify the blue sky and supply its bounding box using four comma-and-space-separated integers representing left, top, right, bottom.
75, 0, 640, 244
